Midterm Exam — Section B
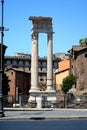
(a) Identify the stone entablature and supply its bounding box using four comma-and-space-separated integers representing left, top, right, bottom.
29, 16, 53, 34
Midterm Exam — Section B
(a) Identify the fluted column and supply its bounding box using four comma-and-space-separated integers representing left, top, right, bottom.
30, 32, 38, 92
46, 32, 53, 91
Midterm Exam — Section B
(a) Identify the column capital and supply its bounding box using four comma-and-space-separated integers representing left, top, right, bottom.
32, 32, 38, 40
47, 32, 54, 40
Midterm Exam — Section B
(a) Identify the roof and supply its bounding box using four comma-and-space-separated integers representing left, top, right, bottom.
5, 67, 30, 73
72, 45, 87, 51
68, 45, 87, 54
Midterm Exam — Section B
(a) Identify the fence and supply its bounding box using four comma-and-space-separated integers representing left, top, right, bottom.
56, 93, 87, 108
3, 95, 29, 108
3, 93, 87, 108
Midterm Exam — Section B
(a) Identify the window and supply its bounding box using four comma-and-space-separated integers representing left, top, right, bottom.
40, 78, 44, 81
6, 60, 11, 65
18, 61, 23, 66
11, 71, 13, 75
13, 60, 17, 66
85, 53, 87, 57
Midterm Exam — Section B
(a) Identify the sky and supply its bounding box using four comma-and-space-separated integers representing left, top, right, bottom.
0, 0, 87, 56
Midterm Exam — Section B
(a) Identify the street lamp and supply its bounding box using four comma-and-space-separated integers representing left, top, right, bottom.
0, 0, 4, 117
0, 0, 8, 117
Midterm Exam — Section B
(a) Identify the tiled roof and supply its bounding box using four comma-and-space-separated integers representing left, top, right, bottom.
72, 45, 87, 52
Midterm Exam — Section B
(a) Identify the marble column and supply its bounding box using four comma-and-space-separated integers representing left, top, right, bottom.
30, 32, 38, 92
46, 32, 53, 91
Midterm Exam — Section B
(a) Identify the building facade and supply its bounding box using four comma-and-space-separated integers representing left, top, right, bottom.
69, 45, 87, 92
4, 53, 61, 96
5, 67, 31, 103
55, 59, 70, 90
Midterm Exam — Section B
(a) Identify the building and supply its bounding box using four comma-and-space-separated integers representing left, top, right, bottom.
55, 59, 70, 90
5, 67, 31, 103
4, 53, 61, 97
69, 45, 87, 92
54, 53, 69, 60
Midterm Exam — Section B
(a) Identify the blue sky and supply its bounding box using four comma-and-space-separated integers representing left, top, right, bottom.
0, 0, 87, 56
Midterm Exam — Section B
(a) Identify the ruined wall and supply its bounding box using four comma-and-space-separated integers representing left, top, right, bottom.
71, 49, 87, 91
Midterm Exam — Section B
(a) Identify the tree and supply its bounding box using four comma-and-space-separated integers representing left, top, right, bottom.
79, 38, 87, 46
61, 74, 76, 108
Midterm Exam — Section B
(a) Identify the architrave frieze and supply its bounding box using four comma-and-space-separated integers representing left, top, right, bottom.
29, 16, 53, 34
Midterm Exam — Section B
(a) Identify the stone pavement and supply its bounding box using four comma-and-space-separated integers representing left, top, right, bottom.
0, 108, 87, 120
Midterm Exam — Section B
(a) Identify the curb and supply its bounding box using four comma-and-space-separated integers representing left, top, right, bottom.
0, 116, 87, 120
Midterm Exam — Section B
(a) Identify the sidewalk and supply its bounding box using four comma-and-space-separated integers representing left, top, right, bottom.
0, 108, 87, 120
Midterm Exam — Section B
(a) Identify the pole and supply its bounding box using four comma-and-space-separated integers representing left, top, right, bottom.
0, 0, 4, 117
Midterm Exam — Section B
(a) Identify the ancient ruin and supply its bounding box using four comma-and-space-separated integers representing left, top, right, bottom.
28, 16, 56, 108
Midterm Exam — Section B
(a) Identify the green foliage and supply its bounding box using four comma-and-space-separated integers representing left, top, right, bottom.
79, 38, 87, 46
61, 74, 76, 94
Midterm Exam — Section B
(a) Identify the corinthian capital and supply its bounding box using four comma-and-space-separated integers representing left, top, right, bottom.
32, 32, 38, 40
48, 32, 53, 40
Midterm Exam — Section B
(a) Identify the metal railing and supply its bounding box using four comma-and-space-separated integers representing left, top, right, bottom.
3, 93, 87, 108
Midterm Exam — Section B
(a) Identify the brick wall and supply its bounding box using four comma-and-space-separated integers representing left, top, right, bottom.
6, 68, 31, 96
70, 48, 87, 91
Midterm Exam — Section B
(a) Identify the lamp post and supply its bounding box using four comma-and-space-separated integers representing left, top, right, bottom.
0, 0, 8, 117
0, 0, 4, 117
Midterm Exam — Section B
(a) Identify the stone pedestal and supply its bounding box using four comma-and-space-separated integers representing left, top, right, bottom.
28, 91, 56, 108
36, 97, 42, 108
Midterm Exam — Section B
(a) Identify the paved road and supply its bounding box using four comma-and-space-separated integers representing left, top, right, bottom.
0, 108, 87, 120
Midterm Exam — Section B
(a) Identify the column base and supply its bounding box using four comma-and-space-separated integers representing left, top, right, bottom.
28, 93, 37, 108
28, 92, 43, 108
28, 91, 56, 108
46, 85, 56, 92
29, 88, 39, 92
0, 111, 5, 117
